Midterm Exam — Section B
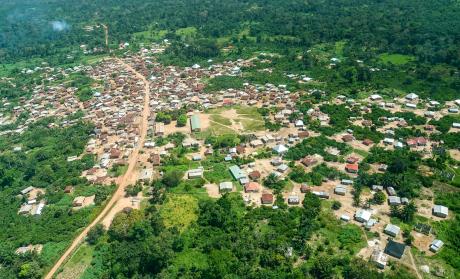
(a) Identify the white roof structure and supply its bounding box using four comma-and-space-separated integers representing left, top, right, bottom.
384, 224, 401, 236
433, 205, 449, 217
355, 209, 372, 223
273, 144, 288, 154
219, 182, 233, 192
405, 93, 419, 100
430, 239, 444, 252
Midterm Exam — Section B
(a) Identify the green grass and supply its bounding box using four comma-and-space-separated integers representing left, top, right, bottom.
353, 148, 369, 158
379, 53, 415, 65
160, 194, 199, 232
240, 118, 265, 131
204, 75, 245, 92
133, 28, 169, 43
56, 243, 94, 279
108, 164, 128, 177
207, 122, 236, 135
210, 114, 232, 126
175, 27, 198, 39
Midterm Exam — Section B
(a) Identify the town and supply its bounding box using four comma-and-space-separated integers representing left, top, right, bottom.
2, 41, 459, 278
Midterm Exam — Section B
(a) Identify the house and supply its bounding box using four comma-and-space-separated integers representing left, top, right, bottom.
341, 179, 353, 185
355, 209, 372, 223
429, 239, 444, 253
453, 123, 460, 129
64, 186, 74, 193
244, 182, 260, 193
261, 193, 274, 204
372, 185, 383, 191
433, 205, 448, 218
300, 183, 309, 193
301, 156, 318, 167
273, 144, 288, 155
250, 139, 263, 148
73, 196, 85, 207
21, 186, 34, 195
384, 224, 401, 237
192, 155, 202, 161
386, 186, 396, 196
277, 164, 289, 173
312, 191, 330, 199
155, 122, 165, 136
448, 107, 459, 113
249, 170, 261, 180
298, 131, 309, 138
340, 215, 351, 222
288, 195, 300, 205
190, 114, 201, 132
406, 103, 417, 109
295, 120, 304, 127
345, 163, 359, 173
370, 94, 382, 101
219, 182, 233, 193
149, 154, 161, 166
188, 168, 203, 179
383, 138, 394, 145
388, 196, 401, 206
139, 168, 153, 182
371, 249, 388, 269
342, 134, 354, 142
384, 240, 406, 259
271, 157, 283, 166
334, 185, 347, 196
405, 93, 419, 101
229, 165, 246, 180
261, 134, 275, 143
18, 204, 32, 215
363, 139, 373, 146
346, 156, 359, 164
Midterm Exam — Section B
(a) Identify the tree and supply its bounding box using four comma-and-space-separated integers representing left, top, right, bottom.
332, 200, 342, 210
176, 114, 187, 127
18, 262, 41, 279
263, 173, 285, 194
400, 202, 417, 223
161, 170, 183, 188
311, 255, 334, 279
87, 224, 105, 245
373, 191, 386, 205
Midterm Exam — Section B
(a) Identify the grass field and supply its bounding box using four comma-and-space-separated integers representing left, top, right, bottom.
210, 114, 232, 126
56, 243, 94, 279
379, 53, 415, 65
205, 106, 265, 134
160, 194, 199, 232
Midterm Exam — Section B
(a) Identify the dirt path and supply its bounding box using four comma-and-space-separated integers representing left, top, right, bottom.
101, 24, 109, 49
45, 58, 150, 279
408, 249, 422, 279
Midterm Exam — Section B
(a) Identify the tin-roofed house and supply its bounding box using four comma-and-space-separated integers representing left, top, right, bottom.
433, 205, 448, 218
190, 114, 201, 132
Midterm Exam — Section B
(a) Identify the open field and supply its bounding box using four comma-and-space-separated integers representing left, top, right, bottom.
379, 53, 415, 65
160, 194, 199, 232
56, 244, 94, 279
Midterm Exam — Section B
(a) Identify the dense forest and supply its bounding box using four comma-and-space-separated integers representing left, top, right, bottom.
1, 0, 460, 66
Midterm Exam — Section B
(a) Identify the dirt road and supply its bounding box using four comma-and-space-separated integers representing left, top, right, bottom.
44, 58, 150, 279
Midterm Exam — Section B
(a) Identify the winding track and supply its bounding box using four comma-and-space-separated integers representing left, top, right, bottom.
44, 58, 150, 279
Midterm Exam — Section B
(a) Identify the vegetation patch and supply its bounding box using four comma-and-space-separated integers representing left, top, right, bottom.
379, 53, 415, 65
160, 194, 199, 232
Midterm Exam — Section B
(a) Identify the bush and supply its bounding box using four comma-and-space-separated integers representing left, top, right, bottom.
332, 200, 342, 210
87, 224, 105, 245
